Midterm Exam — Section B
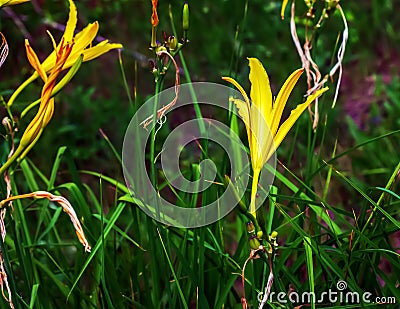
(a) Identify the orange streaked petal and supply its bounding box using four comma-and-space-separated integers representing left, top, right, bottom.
25, 39, 47, 82
151, 0, 159, 27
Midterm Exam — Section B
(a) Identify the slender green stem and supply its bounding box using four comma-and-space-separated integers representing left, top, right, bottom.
168, 5, 205, 135
7, 74, 37, 108
117, 50, 134, 110
149, 78, 163, 219
149, 79, 162, 183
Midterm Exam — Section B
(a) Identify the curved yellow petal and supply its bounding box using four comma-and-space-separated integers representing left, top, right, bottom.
41, 22, 98, 72
222, 76, 250, 106
248, 58, 272, 125
270, 68, 303, 136
73, 21, 99, 45
66, 21, 99, 58
230, 97, 250, 130
42, 98, 55, 127
64, 0, 78, 43
81, 42, 122, 61
41, 0, 77, 71
281, 0, 289, 20
0, 0, 29, 7
59, 42, 121, 70
272, 87, 328, 155
247, 58, 274, 169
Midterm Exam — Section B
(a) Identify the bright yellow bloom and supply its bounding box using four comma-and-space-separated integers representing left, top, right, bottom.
21, 39, 73, 146
40, 0, 122, 73
223, 58, 327, 217
7, 0, 122, 107
0, 0, 29, 7
0, 39, 75, 175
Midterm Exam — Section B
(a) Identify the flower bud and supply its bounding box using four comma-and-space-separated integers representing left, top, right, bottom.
182, 3, 189, 31
249, 235, 261, 250
155, 45, 167, 54
246, 222, 255, 234
151, 27, 157, 48
167, 36, 178, 50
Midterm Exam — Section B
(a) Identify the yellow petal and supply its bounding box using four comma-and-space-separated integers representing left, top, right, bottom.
281, 0, 289, 20
81, 41, 122, 61
64, 0, 78, 43
222, 76, 250, 106
59, 42, 121, 70
72, 21, 99, 46
269, 87, 328, 159
247, 58, 274, 169
223, 75, 260, 167
250, 103, 274, 169
41, 0, 77, 71
25, 39, 47, 82
248, 58, 272, 126
20, 112, 43, 147
230, 97, 250, 130
270, 68, 303, 136
230, 97, 253, 155
0, 0, 29, 7
41, 22, 98, 72
42, 98, 55, 127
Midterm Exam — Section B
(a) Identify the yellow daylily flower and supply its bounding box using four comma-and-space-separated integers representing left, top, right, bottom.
0, 0, 29, 7
40, 0, 122, 73
223, 58, 328, 217
7, 0, 122, 107
0, 39, 75, 175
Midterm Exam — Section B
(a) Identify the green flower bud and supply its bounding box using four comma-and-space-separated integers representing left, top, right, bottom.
249, 235, 260, 250
167, 36, 178, 50
182, 3, 189, 31
155, 45, 167, 54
